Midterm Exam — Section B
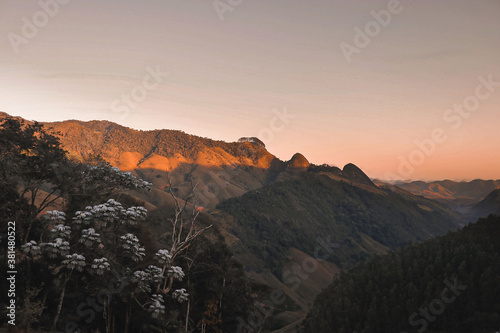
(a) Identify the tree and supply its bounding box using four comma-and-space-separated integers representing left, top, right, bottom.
18, 181, 212, 332
129, 178, 212, 331
0, 118, 67, 242
0, 117, 152, 243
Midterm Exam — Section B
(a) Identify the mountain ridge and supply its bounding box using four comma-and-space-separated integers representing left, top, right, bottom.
392, 179, 500, 201
0, 112, 383, 208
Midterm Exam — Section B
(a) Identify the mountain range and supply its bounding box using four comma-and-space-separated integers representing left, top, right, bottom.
377, 179, 500, 221
388, 179, 500, 203
1, 111, 497, 332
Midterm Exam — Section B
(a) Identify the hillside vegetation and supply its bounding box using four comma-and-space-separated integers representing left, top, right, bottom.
466, 189, 500, 220
218, 171, 462, 277
46, 118, 284, 208
302, 214, 500, 333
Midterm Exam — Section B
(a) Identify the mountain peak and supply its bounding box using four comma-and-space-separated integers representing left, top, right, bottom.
287, 153, 310, 169
342, 163, 376, 187
237, 137, 266, 148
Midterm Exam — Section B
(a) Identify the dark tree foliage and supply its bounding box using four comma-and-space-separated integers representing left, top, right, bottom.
302, 215, 500, 333
0, 118, 68, 242
179, 234, 253, 332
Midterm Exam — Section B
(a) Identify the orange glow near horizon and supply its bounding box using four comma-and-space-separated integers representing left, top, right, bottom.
0, 1, 499, 181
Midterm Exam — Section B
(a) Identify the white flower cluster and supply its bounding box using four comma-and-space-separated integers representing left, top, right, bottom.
91, 257, 110, 275
75, 199, 123, 227
21, 240, 41, 255
40, 238, 70, 258
124, 206, 147, 225
73, 199, 148, 227
133, 270, 149, 281
79, 228, 101, 247
148, 294, 166, 319
167, 266, 185, 281
172, 288, 189, 303
120, 233, 139, 246
62, 253, 86, 271
110, 167, 153, 190
51, 224, 71, 238
120, 233, 146, 262
154, 249, 172, 264
145, 265, 164, 284
44, 210, 66, 222
133, 265, 163, 292
72, 210, 93, 225
86, 164, 152, 191
133, 270, 151, 292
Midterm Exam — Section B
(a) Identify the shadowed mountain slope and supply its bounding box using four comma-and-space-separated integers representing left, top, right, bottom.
213, 170, 463, 330
218, 171, 462, 276
303, 214, 500, 333
465, 189, 500, 221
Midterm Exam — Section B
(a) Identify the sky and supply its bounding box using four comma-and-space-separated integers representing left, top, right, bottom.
0, 0, 499, 181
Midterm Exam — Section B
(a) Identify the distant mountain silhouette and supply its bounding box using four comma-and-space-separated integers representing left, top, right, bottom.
465, 189, 500, 220
393, 179, 500, 202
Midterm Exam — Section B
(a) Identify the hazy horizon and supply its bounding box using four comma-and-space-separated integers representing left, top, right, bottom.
1, 0, 499, 180
1, 109, 497, 184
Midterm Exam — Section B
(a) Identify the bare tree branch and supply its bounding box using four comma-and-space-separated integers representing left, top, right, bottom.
157, 173, 212, 294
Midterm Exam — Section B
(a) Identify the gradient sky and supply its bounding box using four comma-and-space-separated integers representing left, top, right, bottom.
1, 0, 499, 180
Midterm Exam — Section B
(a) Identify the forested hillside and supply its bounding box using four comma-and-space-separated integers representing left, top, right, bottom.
218, 171, 462, 277
302, 215, 500, 333
466, 189, 500, 220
